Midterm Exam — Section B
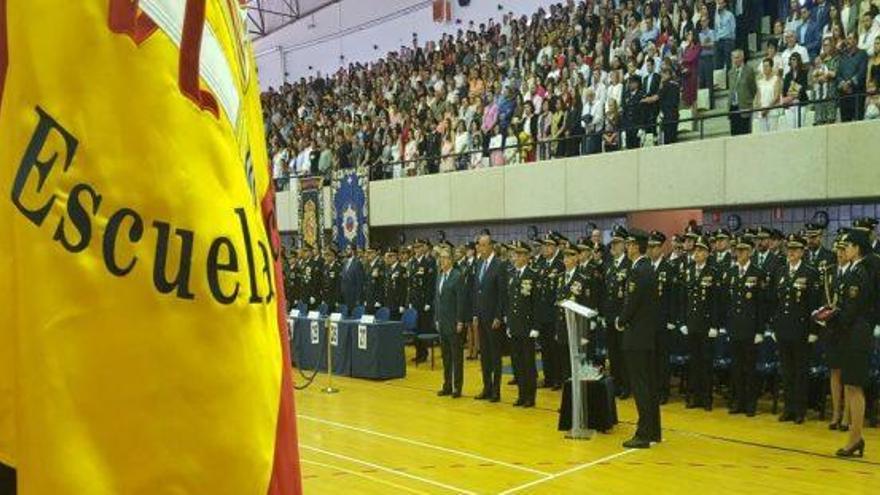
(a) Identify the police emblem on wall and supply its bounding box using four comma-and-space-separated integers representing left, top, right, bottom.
332, 167, 369, 250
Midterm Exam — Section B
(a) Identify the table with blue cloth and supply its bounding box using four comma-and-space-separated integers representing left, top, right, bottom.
291, 316, 405, 380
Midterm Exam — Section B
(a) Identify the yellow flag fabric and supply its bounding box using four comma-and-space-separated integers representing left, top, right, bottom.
0, 1, 301, 493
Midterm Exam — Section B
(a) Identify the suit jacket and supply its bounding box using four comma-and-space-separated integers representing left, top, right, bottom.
408, 255, 437, 310
601, 255, 632, 318
340, 257, 365, 309
505, 266, 539, 338
799, 18, 823, 59
805, 246, 835, 278
728, 63, 758, 109
833, 260, 874, 349
473, 255, 506, 321
321, 260, 341, 307
364, 258, 385, 309
456, 257, 477, 318
769, 262, 821, 342
434, 268, 468, 335
536, 253, 565, 325
723, 263, 769, 341
383, 262, 408, 311
619, 257, 660, 351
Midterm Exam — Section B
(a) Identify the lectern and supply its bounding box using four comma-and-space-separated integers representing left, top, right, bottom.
558, 300, 602, 440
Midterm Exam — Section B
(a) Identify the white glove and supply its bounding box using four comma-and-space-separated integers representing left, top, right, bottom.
615, 317, 624, 332
680, 325, 689, 335
768, 331, 777, 342
529, 329, 540, 339
398, 306, 405, 314
754, 333, 764, 344
590, 320, 597, 330
506, 328, 512, 338
666, 322, 676, 331
309, 296, 316, 305
374, 302, 381, 308
874, 325, 880, 338
764, 329, 773, 338
579, 337, 589, 346
719, 328, 727, 335
816, 320, 827, 328
598, 316, 607, 327
424, 305, 431, 312
708, 328, 718, 338
808, 334, 818, 344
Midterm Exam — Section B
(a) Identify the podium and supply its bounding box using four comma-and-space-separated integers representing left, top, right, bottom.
559, 300, 601, 440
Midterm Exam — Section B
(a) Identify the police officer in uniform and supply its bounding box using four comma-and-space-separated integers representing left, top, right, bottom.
712, 228, 733, 269
576, 239, 604, 365
804, 222, 835, 277
458, 242, 480, 360
506, 241, 540, 407
601, 226, 632, 398
409, 239, 437, 363
320, 247, 341, 310
384, 248, 408, 321
723, 237, 768, 417
770, 234, 820, 424
753, 226, 782, 277
647, 231, 677, 404
616, 229, 662, 448
302, 245, 323, 309
363, 246, 386, 313
555, 247, 590, 384
680, 235, 721, 410
537, 236, 565, 389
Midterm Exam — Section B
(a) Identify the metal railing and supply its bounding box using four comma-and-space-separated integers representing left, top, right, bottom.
272, 91, 873, 187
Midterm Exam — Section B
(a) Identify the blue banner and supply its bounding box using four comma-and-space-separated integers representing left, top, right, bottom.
331, 167, 369, 250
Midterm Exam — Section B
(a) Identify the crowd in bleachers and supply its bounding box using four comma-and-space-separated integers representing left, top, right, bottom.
263, 0, 880, 185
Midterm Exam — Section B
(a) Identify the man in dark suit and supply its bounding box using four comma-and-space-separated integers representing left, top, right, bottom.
805, 223, 835, 278
617, 229, 662, 448
770, 234, 821, 424
506, 241, 541, 407
641, 58, 661, 138
320, 247, 341, 310
340, 245, 365, 311
647, 231, 677, 404
753, 226, 783, 278
434, 247, 469, 398
723, 238, 768, 416
727, 49, 757, 135
473, 234, 507, 402
537, 236, 565, 389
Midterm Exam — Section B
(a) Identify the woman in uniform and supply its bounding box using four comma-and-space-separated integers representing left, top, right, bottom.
833, 230, 874, 457
824, 237, 850, 431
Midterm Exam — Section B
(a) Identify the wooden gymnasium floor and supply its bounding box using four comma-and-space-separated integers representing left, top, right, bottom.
293, 348, 878, 494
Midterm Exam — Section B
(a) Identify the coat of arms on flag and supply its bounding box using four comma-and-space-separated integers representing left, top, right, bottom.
331, 167, 369, 250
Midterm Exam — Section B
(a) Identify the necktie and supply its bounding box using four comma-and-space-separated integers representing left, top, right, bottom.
740, 267, 745, 278
479, 260, 488, 282
439, 272, 447, 294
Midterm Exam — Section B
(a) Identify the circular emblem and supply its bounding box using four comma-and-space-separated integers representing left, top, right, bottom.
342, 203, 359, 242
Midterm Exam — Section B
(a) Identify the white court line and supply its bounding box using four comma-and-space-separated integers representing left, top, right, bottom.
301, 458, 431, 495
299, 414, 553, 476
497, 449, 639, 495
301, 444, 478, 495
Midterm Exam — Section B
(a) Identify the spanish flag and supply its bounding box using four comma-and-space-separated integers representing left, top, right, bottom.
0, 1, 301, 493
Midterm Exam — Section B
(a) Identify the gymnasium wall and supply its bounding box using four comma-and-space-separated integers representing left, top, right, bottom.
253, 0, 559, 88
275, 119, 879, 238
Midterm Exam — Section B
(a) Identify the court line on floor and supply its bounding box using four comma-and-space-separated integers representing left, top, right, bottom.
300, 458, 431, 495
496, 448, 638, 495
373, 380, 880, 466
298, 413, 553, 476
301, 444, 478, 495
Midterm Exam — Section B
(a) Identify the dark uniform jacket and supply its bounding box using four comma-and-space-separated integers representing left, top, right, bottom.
320, 259, 341, 307
408, 255, 437, 310
753, 249, 782, 279
653, 257, 678, 327
506, 266, 539, 338
364, 258, 386, 309
833, 260, 875, 350
806, 246, 835, 279
303, 256, 324, 303
577, 260, 604, 311
434, 268, 468, 335
769, 262, 821, 342
555, 268, 590, 343
680, 262, 722, 334
723, 262, 768, 341
619, 257, 660, 351
601, 255, 632, 319
384, 262, 408, 311
456, 257, 477, 318
340, 257, 365, 309
536, 253, 564, 326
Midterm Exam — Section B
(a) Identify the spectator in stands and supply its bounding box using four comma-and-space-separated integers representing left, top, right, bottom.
866, 37, 880, 118
698, 15, 717, 108
581, 87, 604, 155
603, 98, 622, 152
782, 52, 810, 128
489, 123, 505, 167
453, 120, 471, 171
550, 97, 567, 158
798, 7, 824, 60
857, 13, 879, 56
622, 75, 646, 149
754, 58, 783, 133
537, 99, 552, 161
728, 49, 757, 135
505, 123, 520, 165
440, 126, 455, 174
766, 39, 784, 77
785, 1, 804, 35
812, 38, 841, 125
841, 0, 859, 37
715, 0, 737, 70
782, 30, 811, 76
838, 31, 869, 121
681, 29, 702, 130
657, 67, 681, 144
